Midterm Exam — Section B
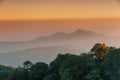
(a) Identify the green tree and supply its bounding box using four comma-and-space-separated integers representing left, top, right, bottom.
23, 60, 33, 70
50, 54, 70, 74
30, 62, 50, 80
102, 49, 120, 80
43, 73, 60, 80
85, 69, 103, 80
12, 67, 30, 80
59, 53, 99, 80
0, 65, 14, 80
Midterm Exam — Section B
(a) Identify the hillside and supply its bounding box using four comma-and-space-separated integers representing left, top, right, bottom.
0, 46, 81, 66
0, 29, 119, 66
0, 29, 115, 53
0, 43, 119, 80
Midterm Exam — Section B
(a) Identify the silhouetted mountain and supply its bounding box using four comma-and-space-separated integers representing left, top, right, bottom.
0, 29, 117, 53
0, 46, 81, 66
34, 29, 99, 41
0, 29, 102, 53
71, 29, 96, 36
52, 32, 68, 37
0, 29, 119, 66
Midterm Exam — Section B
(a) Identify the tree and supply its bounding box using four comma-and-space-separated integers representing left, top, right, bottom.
0, 65, 14, 80
43, 73, 60, 80
23, 60, 33, 70
12, 67, 30, 80
59, 53, 99, 80
50, 54, 70, 74
0, 43, 118, 80
102, 49, 120, 80
30, 62, 50, 80
85, 69, 103, 80
91, 43, 116, 61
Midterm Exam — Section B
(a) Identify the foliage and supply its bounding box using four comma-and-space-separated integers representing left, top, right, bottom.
29, 62, 50, 80
12, 67, 30, 80
43, 73, 60, 80
60, 54, 99, 80
50, 54, 70, 74
91, 43, 116, 61
23, 60, 33, 69
85, 69, 103, 80
102, 49, 120, 80
0, 43, 120, 80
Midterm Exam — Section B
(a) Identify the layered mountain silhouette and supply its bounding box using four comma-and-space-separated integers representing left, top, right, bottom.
0, 46, 81, 66
33, 29, 99, 41
0, 29, 110, 52
0, 29, 119, 66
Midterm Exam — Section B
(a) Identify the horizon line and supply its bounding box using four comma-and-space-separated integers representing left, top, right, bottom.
0, 18, 120, 21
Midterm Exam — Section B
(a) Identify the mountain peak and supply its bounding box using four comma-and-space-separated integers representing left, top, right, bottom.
73, 29, 85, 33
34, 29, 98, 41
72, 29, 95, 35
51, 32, 67, 37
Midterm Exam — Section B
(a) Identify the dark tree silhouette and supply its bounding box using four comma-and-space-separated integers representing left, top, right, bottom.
23, 60, 33, 70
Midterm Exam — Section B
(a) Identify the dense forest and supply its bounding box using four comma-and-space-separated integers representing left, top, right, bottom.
0, 43, 120, 80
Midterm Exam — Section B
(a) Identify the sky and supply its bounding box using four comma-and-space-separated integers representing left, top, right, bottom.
0, 0, 120, 66
0, 19, 120, 41
0, 0, 120, 41
0, 0, 120, 20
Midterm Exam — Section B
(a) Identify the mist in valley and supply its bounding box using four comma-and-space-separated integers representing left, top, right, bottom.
0, 29, 119, 66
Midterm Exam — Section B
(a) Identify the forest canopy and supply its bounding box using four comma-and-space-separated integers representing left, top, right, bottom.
0, 43, 119, 80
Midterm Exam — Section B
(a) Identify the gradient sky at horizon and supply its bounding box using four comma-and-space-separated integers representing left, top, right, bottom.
0, 0, 120, 41
0, 0, 120, 20
0, 19, 120, 41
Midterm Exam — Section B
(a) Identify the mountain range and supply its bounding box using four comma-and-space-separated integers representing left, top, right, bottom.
0, 29, 112, 52
0, 29, 119, 66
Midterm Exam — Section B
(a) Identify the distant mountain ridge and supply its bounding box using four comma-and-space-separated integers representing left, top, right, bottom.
34, 29, 99, 40
0, 45, 81, 66
0, 29, 119, 66
51, 29, 96, 36
0, 29, 114, 53
0, 29, 108, 43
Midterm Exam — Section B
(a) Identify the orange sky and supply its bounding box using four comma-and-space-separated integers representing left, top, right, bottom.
0, 0, 120, 20
0, 19, 120, 41
0, 0, 120, 41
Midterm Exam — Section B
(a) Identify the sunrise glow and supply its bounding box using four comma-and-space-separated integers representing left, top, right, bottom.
0, 0, 120, 20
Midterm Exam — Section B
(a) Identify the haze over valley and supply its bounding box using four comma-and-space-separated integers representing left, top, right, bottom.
0, 0, 120, 80
0, 28, 120, 66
